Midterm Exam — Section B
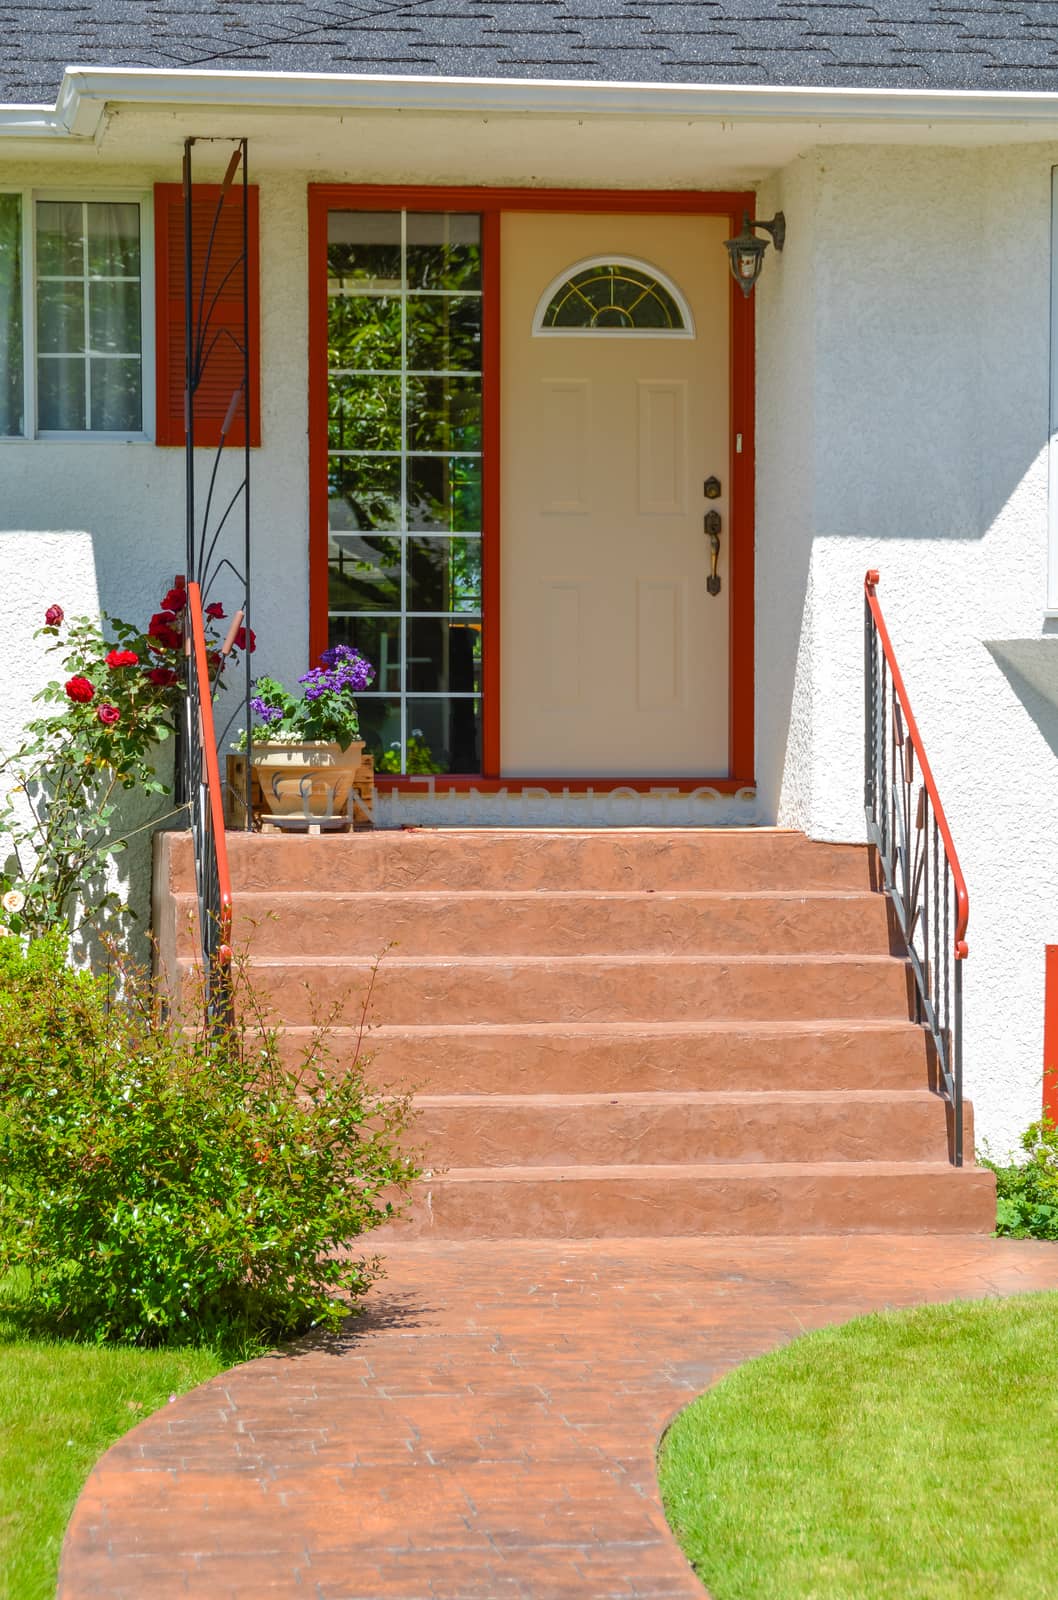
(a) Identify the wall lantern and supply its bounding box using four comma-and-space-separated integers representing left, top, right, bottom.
723, 211, 786, 297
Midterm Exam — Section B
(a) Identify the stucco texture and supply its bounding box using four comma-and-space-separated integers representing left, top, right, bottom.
4, 142, 1058, 1150
757, 142, 1058, 1157
0, 159, 310, 704
0, 531, 166, 958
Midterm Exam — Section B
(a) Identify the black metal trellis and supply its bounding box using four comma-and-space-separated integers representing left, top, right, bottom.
180, 136, 253, 1021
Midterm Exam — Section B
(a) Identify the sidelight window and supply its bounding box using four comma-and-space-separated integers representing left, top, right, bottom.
326, 209, 483, 775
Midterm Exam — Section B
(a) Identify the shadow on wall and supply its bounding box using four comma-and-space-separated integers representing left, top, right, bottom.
986, 641, 1058, 763
753, 144, 1051, 823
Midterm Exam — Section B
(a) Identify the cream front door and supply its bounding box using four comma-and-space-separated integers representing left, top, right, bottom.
500, 212, 731, 777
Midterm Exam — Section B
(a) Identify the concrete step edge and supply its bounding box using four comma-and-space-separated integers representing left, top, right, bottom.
427, 1160, 987, 1181
410, 1089, 943, 1107
187, 952, 907, 970
276, 1019, 927, 1037
174, 888, 887, 905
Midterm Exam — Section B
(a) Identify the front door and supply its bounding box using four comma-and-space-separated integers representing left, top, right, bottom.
500, 212, 731, 777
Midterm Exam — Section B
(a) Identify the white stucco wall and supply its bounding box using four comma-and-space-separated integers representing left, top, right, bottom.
757, 142, 1058, 1157
0, 530, 165, 960
4, 137, 1058, 1151
0, 160, 311, 947
0, 159, 310, 703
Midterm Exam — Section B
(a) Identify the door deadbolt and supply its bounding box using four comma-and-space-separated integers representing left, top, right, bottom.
704, 476, 722, 499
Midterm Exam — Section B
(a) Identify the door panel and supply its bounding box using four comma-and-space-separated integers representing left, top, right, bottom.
500, 211, 730, 777
637, 380, 688, 516
539, 380, 590, 514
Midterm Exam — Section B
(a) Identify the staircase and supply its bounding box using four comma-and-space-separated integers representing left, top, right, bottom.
154, 827, 995, 1238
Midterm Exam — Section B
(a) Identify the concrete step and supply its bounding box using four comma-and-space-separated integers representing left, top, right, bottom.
385, 1161, 997, 1239
173, 888, 896, 959
409, 1090, 953, 1167
226, 952, 913, 1026
281, 1018, 933, 1092
157, 828, 875, 895
154, 819, 990, 1239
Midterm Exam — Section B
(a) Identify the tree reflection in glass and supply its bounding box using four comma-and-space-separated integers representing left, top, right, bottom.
326, 209, 484, 775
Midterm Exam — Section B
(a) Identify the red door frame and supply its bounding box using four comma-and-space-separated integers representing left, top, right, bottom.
308, 183, 756, 792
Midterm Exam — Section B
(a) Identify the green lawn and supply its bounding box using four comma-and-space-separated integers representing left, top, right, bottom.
658, 1291, 1058, 1600
0, 1281, 227, 1600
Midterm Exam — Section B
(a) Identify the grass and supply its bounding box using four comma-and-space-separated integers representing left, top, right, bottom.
658, 1291, 1058, 1600
0, 1278, 229, 1600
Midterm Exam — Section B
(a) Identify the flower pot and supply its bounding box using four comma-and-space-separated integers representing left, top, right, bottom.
250, 740, 365, 828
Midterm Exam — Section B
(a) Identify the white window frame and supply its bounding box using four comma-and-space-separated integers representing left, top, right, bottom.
0, 186, 154, 443
1043, 165, 1049, 608
532, 254, 696, 339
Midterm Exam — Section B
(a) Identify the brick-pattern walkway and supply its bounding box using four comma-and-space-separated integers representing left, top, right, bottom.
59, 1237, 1058, 1599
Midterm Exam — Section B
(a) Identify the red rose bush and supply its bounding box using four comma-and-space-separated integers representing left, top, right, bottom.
1, 597, 183, 941
2, 580, 251, 942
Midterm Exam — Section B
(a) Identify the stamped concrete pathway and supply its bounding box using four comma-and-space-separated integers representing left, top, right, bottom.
59, 1236, 1058, 1600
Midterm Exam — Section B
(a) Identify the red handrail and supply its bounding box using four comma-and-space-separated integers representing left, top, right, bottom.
864, 570, 969, 958
186, 580, 233, 968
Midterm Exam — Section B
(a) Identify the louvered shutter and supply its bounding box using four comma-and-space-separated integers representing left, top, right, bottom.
153, 182, 260, 447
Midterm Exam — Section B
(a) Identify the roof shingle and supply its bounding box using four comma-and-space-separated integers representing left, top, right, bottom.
9, 0, 1058, 105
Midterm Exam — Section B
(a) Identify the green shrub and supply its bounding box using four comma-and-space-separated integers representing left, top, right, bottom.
0, 936, 418, 1345
980, 1119, 1058, 1239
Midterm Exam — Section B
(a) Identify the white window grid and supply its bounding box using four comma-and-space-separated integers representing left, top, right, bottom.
1049, 166, 1058, 614
0, 186, 154, 443
329, 610, 483, 701
326, 209, 483, 770
37, 199, 142, 433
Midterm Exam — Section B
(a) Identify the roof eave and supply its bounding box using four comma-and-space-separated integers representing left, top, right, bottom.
5, 64, 1058, 141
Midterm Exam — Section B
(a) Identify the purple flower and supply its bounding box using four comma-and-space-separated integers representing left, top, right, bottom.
297, 646, 376, 702
250, 695, 283, 725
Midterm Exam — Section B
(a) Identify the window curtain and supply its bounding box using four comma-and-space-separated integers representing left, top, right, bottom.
86, 202, 141, 432
0, 195, 23, 436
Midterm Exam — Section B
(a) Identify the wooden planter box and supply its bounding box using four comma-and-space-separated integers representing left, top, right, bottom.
224, 751, 375, 831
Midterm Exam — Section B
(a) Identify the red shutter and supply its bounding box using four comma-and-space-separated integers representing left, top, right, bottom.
154, 182, 260, 447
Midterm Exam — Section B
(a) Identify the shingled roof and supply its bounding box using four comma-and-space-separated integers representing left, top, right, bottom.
8, 0, 1058, 106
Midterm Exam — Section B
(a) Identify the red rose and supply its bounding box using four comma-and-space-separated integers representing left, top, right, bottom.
208, 650, 223, 673
161, 584, 187, 613
44, 605, 64, 627
97, 703, 120, 727
64, 676, 95, 704
234, 626, 256, 653
147, 667, 178, 687
205, 601, 226, 620
148, 612, 183, 652
105, 649, 139, 668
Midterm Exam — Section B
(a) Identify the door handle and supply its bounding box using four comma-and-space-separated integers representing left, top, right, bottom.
705, 510, 722, 596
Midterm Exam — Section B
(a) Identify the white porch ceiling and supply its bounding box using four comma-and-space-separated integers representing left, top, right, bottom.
6, 69, 1058, 187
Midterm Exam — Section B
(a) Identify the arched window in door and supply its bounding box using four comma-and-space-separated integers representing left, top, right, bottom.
533, 257, 694, 336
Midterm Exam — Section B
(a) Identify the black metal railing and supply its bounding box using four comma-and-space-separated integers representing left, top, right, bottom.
179, 135, 253, 1023
864, 569, 969, 1165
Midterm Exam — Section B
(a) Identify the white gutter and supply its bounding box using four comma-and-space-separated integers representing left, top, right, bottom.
6, 63, 1058, 141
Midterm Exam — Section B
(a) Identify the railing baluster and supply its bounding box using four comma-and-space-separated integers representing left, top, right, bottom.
863, 572, 968, 1167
